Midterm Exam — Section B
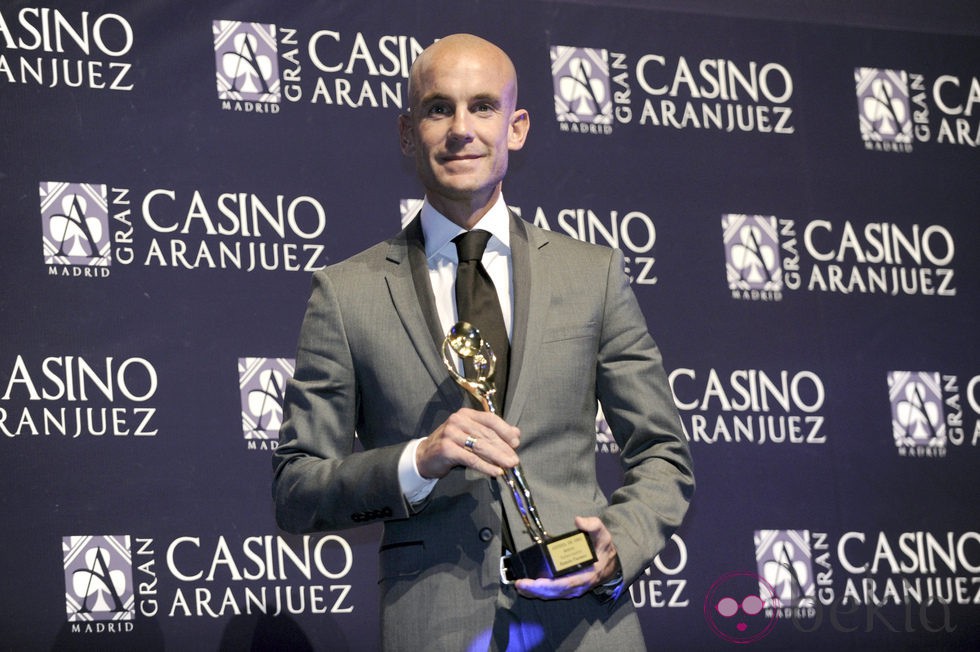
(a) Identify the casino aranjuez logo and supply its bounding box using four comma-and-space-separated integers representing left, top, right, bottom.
39, 180, 329, 275
64, 535, 135, 631
1, 354, 160, 439
855, 66, 980, 150
41, 182, 112, 276
239, 357, 294, 451
551, 45, 616, 134
213, 20, 430, 113
670, 366, 827, 447
0, 8, 135, 92
722, 214, 956, 302
886, 370, 969, 459
551, 44, 795, 136
213, 20, 281, 112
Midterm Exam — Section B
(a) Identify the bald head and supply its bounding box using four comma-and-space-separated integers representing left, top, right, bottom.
397, 33, 529, 227
407, 34, 519, 112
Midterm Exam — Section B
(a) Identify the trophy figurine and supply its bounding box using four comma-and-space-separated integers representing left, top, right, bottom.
442, 321, 597, 580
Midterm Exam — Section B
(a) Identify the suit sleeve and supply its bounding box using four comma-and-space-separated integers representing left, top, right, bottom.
272, 269, 412, 534
595, 249, 695, 586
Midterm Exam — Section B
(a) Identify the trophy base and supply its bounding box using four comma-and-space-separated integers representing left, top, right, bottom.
503, 529, 597, 581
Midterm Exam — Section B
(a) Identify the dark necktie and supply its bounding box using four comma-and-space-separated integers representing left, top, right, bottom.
453, 230, 509, 412
454, 229, 515, 554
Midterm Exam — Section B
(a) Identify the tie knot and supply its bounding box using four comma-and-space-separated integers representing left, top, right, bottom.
454, 230, 492, 263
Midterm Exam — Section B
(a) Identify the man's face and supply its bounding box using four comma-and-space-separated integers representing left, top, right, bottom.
399, 42, 529, 220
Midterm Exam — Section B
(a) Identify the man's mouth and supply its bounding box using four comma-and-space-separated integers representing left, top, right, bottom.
442, 153, 483, 163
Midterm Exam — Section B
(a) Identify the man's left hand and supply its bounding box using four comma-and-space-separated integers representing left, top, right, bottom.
513, 516, 620, 600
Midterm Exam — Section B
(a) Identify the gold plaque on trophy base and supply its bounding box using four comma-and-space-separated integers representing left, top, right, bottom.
509, 529, 598, 580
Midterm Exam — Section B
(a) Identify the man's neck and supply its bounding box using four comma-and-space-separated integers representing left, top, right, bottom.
428, 185, 502, 230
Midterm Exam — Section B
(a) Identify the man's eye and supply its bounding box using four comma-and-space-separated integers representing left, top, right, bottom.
428, 105, 450, 116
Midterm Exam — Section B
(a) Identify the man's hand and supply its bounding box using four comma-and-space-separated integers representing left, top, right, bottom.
416, 408, 521, 479
514, 516, 620, 600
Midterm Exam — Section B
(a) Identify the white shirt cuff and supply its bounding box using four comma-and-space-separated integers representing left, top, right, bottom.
398, 438, 438, 504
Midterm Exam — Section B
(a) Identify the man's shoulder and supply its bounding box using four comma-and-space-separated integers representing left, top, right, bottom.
521, 219, 620, 263
318, 232, 407, 279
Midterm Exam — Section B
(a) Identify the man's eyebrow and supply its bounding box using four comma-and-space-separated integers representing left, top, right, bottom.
470, 94, 503, 106
418, 92, 451, 106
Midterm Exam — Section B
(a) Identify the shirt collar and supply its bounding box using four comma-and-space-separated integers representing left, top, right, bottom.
420, 194, 512, 261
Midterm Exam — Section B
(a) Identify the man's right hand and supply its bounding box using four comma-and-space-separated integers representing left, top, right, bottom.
415, 408, 520, 480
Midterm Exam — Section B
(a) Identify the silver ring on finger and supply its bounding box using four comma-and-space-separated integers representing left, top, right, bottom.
464, 435, 477, 450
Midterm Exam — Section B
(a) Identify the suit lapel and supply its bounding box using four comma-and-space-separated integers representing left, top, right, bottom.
498, 216, 553, 547
504, 214, 550, 424
385, 216, 460, 399
385, 212, 553, 420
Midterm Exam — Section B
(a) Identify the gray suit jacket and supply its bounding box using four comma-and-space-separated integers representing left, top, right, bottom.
273, 213, 694, 650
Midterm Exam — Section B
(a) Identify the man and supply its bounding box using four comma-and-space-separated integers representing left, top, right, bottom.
273, 34, 694, 650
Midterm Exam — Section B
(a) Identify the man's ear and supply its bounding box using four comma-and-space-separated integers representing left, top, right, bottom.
398, 113, 415, 155
508, 109, 530, 151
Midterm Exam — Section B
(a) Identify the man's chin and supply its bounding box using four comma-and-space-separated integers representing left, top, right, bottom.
426, 184, 500, 212
431, 179, 495, 202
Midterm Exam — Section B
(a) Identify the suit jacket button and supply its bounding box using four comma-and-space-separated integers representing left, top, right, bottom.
478, 527, 493, 543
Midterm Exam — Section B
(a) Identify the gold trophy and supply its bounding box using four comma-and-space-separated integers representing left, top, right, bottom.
442, 321, 597, 580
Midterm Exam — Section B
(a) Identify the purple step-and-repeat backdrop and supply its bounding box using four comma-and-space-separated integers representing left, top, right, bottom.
1, 1, 978, 649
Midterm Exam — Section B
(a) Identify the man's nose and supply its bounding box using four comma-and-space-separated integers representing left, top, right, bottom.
447, 109, 474, 142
